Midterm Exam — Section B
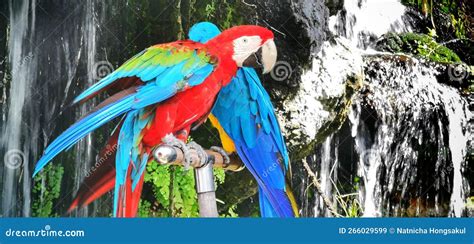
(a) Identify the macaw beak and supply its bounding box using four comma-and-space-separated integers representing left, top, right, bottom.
261, 39, 277, 74
242, 39, 277, 74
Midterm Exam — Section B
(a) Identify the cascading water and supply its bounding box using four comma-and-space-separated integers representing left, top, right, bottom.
313, 135, 339, 217
0, 0, 102, 217
353, 55, 469, 217
328, 0, 412, 48
1, 0, 37, 217
300, 0, 470, 217
72, 0, 98, 217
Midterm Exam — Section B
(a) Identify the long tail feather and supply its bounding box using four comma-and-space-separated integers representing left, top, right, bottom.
115, 169, 145, 217
68, 121, 121, 212
34, 94, 135, 176
236, 133, 296, 217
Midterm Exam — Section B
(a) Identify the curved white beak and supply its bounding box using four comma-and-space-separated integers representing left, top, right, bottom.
261, 39, 277, 74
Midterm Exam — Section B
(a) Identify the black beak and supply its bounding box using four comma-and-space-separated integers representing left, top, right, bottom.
242, 48, 263, 69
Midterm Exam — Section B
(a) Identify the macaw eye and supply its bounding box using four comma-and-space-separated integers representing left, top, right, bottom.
242, 38, 248, 43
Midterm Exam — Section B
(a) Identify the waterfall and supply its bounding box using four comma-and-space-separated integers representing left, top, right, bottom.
302, 0, 470, 217
0, 0, 102, 217
72, 0, 97, 217
1, 0, 37, 217
446, 97, 469, 217
355, 56, 468, 216
313, 135, 339, 217
329, 0, 412, 49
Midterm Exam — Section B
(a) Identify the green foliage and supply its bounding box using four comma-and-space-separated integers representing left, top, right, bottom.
220, 204, 239, 217
376, 32, 461, 63
138, 159, 234, 217
214, 168, 226, 186
401, 0, 468, 40
450, 13, 466, 39
31, 164, 64, 217
189, 0, 248, 30
137, 200, 152, 217
141, 161, 199, 217
467, 196, 474, 210
337, 194, 362, 218
204, 0, 216, 19
331, 176, 362, 217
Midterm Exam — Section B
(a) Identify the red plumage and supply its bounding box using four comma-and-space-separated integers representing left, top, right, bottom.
68, 25, 274, 217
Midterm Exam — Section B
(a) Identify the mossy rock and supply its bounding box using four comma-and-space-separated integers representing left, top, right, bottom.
375, 32, 461, 63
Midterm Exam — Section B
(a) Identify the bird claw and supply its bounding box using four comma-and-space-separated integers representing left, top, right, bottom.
210, 146, 230, 167
162, 134, 213, 169
162, 134, 190, 165
187, 141, 208, 169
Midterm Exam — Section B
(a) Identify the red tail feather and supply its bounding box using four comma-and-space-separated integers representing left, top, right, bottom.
116, 169, 145, 217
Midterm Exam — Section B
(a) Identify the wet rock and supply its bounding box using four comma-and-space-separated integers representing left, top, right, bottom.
375, 34, 472, 93
358, 54, 469, 216
278, 37, 363, 161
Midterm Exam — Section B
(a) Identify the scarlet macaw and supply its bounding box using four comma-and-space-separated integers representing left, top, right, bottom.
34, 24, 278, 217
190, 22, 298, 217
69, 22, 298, 218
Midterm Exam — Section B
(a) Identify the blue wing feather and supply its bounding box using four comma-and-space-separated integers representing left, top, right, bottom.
35, 43, 216, 217
35, 46, 215, 177
211, 67, 294, 217
189, 22, 295, 217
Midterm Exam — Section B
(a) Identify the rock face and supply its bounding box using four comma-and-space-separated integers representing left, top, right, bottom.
357, 55, 469, 217
278, 38, 363, 161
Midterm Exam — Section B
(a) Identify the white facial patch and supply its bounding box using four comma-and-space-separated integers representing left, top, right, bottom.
232, 35, 262, 66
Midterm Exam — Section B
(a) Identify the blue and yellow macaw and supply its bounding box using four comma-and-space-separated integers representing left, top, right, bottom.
191, 22, 298, 217
58, 22, 298, 217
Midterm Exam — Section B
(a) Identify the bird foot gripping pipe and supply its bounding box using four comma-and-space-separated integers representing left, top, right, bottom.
152, 141, 244, 172
152, 141, 244, 217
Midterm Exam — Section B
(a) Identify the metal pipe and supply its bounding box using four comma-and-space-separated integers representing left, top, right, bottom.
194, 162, 218, 217
152, 145, 244, 172
152, 144, 244, 217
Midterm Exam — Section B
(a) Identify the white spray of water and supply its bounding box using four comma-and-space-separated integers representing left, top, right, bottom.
329, 0, 411, 48
446, 101, 468, 217
314, 135, 339, 217
2, 0, 36, 217
350, 56, 469, 217
72, 0, 98, 217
